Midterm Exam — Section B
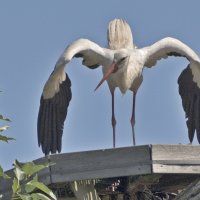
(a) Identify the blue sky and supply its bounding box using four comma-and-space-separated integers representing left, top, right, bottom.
1, 1, 200, 169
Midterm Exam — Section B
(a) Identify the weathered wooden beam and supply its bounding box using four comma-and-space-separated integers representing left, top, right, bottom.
48, 145, 151, 183
151, 144, 200, 173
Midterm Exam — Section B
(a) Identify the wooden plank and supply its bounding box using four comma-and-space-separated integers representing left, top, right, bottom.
3, 144, 200, 198
151, 144, 200, 173
152, 144, 200, 160
48, 145, 151, 183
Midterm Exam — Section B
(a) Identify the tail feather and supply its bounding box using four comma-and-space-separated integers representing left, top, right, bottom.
107, 19, 135, 50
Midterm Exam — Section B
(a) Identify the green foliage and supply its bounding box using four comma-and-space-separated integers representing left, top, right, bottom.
0, 133, 14, 142
0, 165, 10, 179
0, 160, 57, 200
10, 160, 57, 200
0, 114, 14, 142
0, 114, 11, 122
0, 108, 57, 200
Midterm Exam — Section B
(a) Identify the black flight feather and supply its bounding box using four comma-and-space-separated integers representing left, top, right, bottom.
178, 64, 200, 143
37, 73, 72, 155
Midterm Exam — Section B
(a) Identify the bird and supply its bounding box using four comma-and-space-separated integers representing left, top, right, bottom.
37, 19, 200, 155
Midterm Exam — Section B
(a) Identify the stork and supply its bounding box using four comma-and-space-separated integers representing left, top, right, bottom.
37, 19, 200, 155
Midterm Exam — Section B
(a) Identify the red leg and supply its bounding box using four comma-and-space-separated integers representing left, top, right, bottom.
111, 90, 116, 148
130, 91, 136, 146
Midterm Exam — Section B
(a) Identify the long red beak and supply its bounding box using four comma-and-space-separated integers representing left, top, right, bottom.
95, 62, 118, 91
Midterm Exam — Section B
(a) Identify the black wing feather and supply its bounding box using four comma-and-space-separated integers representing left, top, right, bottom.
37, 73, 72, 155
178, 64, 200, 143
51, 104, 57, 153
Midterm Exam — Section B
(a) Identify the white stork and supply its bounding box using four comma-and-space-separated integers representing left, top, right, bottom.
38, 19, 200, 155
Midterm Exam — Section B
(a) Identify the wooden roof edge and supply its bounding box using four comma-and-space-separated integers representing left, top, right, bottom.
1, 144, 200, 198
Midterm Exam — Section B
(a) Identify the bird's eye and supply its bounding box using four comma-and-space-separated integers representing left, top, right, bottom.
119, 56, 127, 63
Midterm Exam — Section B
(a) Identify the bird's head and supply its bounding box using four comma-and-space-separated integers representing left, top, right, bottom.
95, 50, 130, 91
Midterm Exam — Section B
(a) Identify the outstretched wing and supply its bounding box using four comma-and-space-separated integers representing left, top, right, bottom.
142, 37, 200, 143
57, 38, 113, 71
178, 64, 200, 143
143, 37, 200, 68
38, 39, 113, 155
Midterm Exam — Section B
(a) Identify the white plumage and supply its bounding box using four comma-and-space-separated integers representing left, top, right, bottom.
38, 19, 200, 155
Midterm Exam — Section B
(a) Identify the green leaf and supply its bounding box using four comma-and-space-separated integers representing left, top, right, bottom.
26, 180, 57, 199
22, 162, 49, 178
0, 126, 10, 132
14, 165, 25, 181
25, 174, 38, 193
0, 165, 3, 176
18, 194, 32, 200
31, 193, 54, 200
12, 177, 20, 194
13, 160, 23, 168
25, 183, 36, 194
0, 134, 14, 142
0, 114, 11, 122
33, 174, 38, 181
0, 165, 10, 179
25, 182, 36, 193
